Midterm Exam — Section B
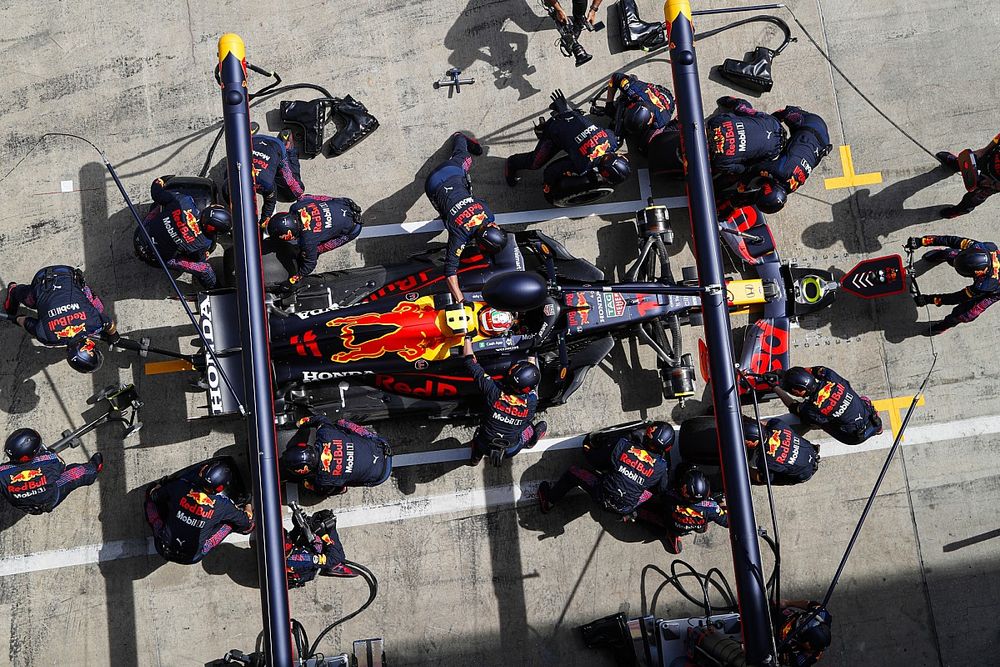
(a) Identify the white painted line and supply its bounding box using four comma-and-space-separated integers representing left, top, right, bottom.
358, 169, 686, 240
2, 410, 989, 578
60, 180, 73, 193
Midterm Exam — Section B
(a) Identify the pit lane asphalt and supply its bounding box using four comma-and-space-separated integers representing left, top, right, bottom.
1, 1, 999, 666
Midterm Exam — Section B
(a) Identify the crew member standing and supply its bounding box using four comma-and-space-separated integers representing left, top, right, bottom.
742, 417, 820, 486
773, 366, 883, 445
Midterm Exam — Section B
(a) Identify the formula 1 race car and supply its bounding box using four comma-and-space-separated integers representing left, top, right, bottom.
187, 193, 867, 425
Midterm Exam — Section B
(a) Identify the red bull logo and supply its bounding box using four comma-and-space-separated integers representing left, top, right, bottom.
325, 300, 435, 364
180, 489, 216, 519
629, 446, 656, 466
646, 86, 667, 112
320, 442, 333, 472
765, 432, 782, 458
505, 394, 528, 408
588, 140, 611, 160
814, 381, 836, 408
8, 468, 43, 484
54, 323, 88, 339
463, 211, 488, 231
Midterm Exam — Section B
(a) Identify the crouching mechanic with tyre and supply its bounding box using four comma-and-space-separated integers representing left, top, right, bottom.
285, 507, 358, 587
463, 338, 547, 467
144, 459, 254, 564
4, 265, 119, 373
0, 428, 103, 514
279, 415, 392, 497
505, 90, 630, 206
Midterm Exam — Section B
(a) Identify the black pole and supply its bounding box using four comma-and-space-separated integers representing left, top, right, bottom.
217, 34, 294, 666
663, 2, 774, 663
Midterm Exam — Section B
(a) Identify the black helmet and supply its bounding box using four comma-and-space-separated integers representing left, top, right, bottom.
786, 607, 833, 652
781, 367, 818, 397
598, 154, 631, 185
644, 423, 675, 453
280, 445, 319, 478
67, 337, 103, 374
201, 204, 233, 236
623, 104, 653, 135
756, 178, 788, 214
742, 417, 762, 448
677, 464, 710, 502
198, 460, 233, 493
5, 428, 42, 462
266, 212, 300, 241
505, 360, 540, 394
954, 248, 992, 278
475, 224, 508, 256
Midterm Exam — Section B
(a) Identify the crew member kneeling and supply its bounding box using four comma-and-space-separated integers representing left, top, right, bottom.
637, 464, 728, 554
280, 415, 392, 497
285, 509, 357, 587
0, 428, 102, 514
773, 366, 882, 446
144, 460, 254, 564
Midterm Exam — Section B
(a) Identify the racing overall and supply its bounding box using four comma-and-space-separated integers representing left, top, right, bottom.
919, 235, 1000, 331
285, 416, 392, 496
638, 489, 728, 537
507, 109, 620, 192
252, 134, 306, 222
144, 472, 254, 564
942, 132, 1000, 216
283, 195, 364, 282
791, 366, 882, 446
608, 72, 676, 149
6, 266, 114, 346
465, 357, 541, 461
750, 418, 819, 486
776, 602, 832, 667
134, 177, 216, 288
0, 448, 100, 514
285, 521, 350, 587
545, 428, 670, 516
757, 106, 832, 194
707, 97, 785, 177
424, 134, 496, 278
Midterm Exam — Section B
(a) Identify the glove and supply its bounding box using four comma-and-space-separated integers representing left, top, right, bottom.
549, 89, 572, 115
345, 198, 362, 216
259, 217, 271, 232
296, 416, 314, 428
905, 237, 924, 250
761, 372, 781, 386
101, 323, 121, 346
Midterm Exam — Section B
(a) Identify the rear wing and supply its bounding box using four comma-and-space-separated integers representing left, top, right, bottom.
198, 290, 246, 416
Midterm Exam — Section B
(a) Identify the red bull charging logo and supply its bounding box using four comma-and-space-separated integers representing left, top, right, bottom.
325, 300, 435, 364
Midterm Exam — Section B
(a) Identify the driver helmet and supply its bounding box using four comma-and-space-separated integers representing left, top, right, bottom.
504, 360, 540, 395
677, 463, 710, 502
781, 367, 819, 397
643, 423, 675, 454
954, 248, 992, 278
280, 444, 319, 479
67, 337, 103, 374
201, 204, 233, 236
478, 307, 515, 337
5, 428, 43, 462
475, 224, 508, 256
198, 460, 233, 494
623, 104, 654, 134
598, 154, 631, 185
756, 177, 788, 214
266, 212, 300, 241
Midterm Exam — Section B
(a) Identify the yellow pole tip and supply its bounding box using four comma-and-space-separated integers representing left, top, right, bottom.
664, 0, 692, 22
218, 33, 246, 63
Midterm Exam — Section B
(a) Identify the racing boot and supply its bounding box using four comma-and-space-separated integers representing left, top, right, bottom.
3, 283, 18, 318
663, 534, 682, 554
935, 151, 959, 172
939, 206, 966, 219
328, 96, 380, 156
523, 421, 547, 449
90, 452, 104, 473
537, 481, 553, 514
928, 320, 953, 336
455, 132, 483, 156
322, 563, 359, 578
504, 157, 521, 187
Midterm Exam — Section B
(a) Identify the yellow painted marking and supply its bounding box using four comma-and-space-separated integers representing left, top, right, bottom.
871, 394, 926, 440
218, 33, 246, 63
145, 360, 195, 375
824, 145, 883, 190
664, 0, 692, 23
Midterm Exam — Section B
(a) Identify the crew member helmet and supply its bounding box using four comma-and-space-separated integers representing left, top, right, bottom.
598, 154, 632, 185
678, 464, 710, 502
67, 337, 103, 374
475, 224, 508, 256
622, 104, 653, 134
756, 178, 788, 214
781, 367, 819, 397
5, 428, 43, 462
504, 360, 540, 394
198, 460, 233, 494
478, 307, 515, 337
201, 204, 233, 236
742, 417, 762, 448
266, 212, 300, 241
280, 445, 319, 478
644, 423, 675, 453
954, 248, 992, 278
